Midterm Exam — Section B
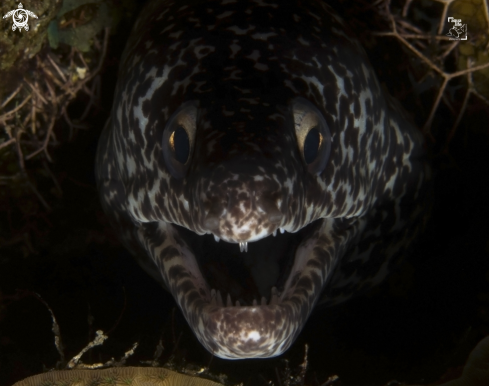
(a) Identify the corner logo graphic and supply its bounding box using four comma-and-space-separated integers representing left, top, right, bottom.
3, 3, 38, 32
446, 17, 467, 40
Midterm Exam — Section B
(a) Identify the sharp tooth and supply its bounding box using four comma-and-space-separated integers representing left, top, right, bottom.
226, 293, 232, 307
239, 242, 248, 252
269, 287, 279, 306
213, 235, 220, 242
252, 298, 258, 306
244, 241, 248, 252
279, 227, 285, 234
217, 290, 223, 307
261, 296, 267, 306
273, 229, 277, 237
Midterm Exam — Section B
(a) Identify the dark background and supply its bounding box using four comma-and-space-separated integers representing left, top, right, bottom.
1, 1, 488, 385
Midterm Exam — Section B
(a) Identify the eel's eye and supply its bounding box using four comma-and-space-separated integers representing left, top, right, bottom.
169, 126, 190, 164
303, 127, 322, 165
291, 97, 331, 174
162, 101, 198, 179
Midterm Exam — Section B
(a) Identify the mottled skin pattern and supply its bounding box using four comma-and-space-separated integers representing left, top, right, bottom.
96, 0, 431, 359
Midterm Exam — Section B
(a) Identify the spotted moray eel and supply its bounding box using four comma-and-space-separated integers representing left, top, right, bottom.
96, 0, 431, 360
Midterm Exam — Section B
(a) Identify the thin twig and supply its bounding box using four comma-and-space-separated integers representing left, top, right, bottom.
0, 137, 16, 151
31, 98, 37, 134
423, 76, 449, 132
25, 113, 56, 161
47, 54, 67, 83
0, 83, 23, 109
33, 292, 66, 368
320, 375, 339, 386
0, 94, 32, 121
299, 344, 308, 386
25, 176, 52, 211
373, 6, 489, 137
402, 0, 413, 17
439, 40, 460, 60
77, 51, 89, 70
24, 79, 48, 106
85, 28, 110, 83
436, 0, 456, 36
67, 330, 109, 369
40, 62, 68, 91
79, 77, 101, 121
42, 160, 63, 196
15, 129, 25, 171
374, 31, 453, 41
447, 61, 489, 79
443, 58, 486, 152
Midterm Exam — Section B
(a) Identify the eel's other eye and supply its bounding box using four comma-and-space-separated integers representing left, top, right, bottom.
169, 126, 190, 164
162, 101, 198, 179
303, 127, 322, 165
291, 97, 331, 175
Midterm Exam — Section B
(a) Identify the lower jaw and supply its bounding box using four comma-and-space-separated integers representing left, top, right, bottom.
189, 298, 308, 359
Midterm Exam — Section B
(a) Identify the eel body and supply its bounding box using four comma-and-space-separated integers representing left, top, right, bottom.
95, 0, 431, 359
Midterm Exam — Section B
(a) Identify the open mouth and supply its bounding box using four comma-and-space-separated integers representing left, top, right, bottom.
175, 220, 321, 307
157, 218, 329, 359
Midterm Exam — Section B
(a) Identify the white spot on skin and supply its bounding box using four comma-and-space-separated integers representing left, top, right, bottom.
252, 0, 278, 7
312, 56, 322, 69
284, 79, 299, 94
246, 50, 260, 62
251, 32, 277, 40
188, 17, 202, 27
216, 11, 233, 19
242, 330, 261, 342
169, 30, 183, 39
227, 25, 256, 35
134, 67, 172, 132
239, 202, 247, 214
126, 154, 137, 176
229, 40, 241, 58
238, 97, 259, 104
222, 106, 234, 116
168, 41, 181, 50
223, 67, 243, 80
234, 87, 251, 94
155, 8, 169, 21
161, 23, 175, 34
297, 36, 310, 46
254, 63, 269, 71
